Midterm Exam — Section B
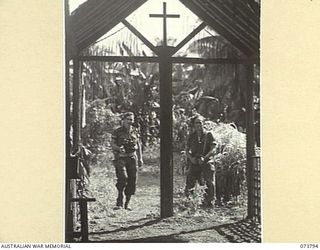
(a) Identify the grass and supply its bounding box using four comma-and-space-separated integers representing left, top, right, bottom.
80, 148, 258, 243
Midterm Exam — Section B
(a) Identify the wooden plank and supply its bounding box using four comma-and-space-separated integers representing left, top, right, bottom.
70, 179, 78, 237
234, 0, 260, 23
75, 0, 129, 47
172, 57, 258, 64
77, 0, 147, 51
122, 19, 158, 55
65, 0, 73, 241
69, 197, 96, 242
79, 55, 159, 63
72, 58, 80, 154
65, 2, 71, 160
78, 55, 258, 64
79, 200, 89, 242
179, 0, 253, 55
245, 64, 255, 219
222, 0, 260, 34
158, 47, 173, 218
172, 22, 207, 55
72, 0, 120, 32
208, 1, 259, 45
70, 198, 96, 202
65, 231, 81, 238
200, 3, 257, 52
149, 14, 180, 18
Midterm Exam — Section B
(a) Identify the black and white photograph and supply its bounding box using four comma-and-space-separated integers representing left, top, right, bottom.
3, 0, 320, 245
65, 0, 261, 243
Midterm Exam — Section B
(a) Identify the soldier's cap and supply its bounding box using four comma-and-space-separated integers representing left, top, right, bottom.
189, 113, 205, 125
122, 112, 135, 120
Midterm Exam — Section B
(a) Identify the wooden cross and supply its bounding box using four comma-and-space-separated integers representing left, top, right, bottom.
149, 2, 179, 217
149, 2, 180, 46
123, 2, 204, 218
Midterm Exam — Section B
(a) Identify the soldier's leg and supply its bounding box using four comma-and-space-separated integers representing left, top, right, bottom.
202, 162, 215, 206
114, 158, 127, 207
215, 168, 223, 206
224, 167, 232, 203
124, 156, 137, 210
185, 163, 200, 197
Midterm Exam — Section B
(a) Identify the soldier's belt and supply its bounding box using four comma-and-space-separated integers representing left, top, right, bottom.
190, 154, 202, 158
119, 152, 136, 158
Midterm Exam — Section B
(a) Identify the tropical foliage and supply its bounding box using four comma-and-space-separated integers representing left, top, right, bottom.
69, 34, 260, 200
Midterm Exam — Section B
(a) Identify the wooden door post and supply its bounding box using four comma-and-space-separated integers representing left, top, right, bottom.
246, 63, 255, 219
72, 58, 81, 153
158, 46, 173, 218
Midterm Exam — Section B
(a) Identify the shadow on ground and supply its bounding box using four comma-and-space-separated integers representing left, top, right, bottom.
215, 219, 261, 243
88, 218, 261, 243
89, 218, 162, 236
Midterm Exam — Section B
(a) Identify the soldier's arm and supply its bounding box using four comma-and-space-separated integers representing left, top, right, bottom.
203, 133, 216, 161
185, 147, 192, 161
136, 139, 143, 166
111, 131, 122, 152
185, 135, 191, 159
111, 140, 121, 152
185, 135, 197, 164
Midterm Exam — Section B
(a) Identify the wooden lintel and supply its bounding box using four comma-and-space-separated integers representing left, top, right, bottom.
78, 55, 258, 64
70, 198, 96, 202
173, 22, 207, 55
79, 56, 159, 63
121, 19, 158, 55
172, 57, 258, 64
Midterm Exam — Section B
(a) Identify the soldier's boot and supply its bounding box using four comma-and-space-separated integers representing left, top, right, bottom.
115, 192, 123, 209
202, 192, 214, 208
124, 195, 132, 210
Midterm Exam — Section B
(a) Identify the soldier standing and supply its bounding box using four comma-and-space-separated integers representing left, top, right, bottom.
185, 114, 217, 207
111, 112, 143, 210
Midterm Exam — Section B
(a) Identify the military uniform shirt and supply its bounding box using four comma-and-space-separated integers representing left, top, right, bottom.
187, 131, 214, 157
112, 126, 140, 154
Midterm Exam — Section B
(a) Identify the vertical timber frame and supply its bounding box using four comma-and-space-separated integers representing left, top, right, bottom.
65, 0, 72, 239
72, 58, 81, 154
245, 62, 255, 219
72, 57, 81, 237
65, 54, 82, 241
158, 47, 174, 217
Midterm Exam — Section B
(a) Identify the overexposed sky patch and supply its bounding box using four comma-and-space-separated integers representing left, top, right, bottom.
69, 0, 86, 12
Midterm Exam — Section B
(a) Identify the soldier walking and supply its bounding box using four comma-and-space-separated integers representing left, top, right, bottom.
111, 112, 143, 210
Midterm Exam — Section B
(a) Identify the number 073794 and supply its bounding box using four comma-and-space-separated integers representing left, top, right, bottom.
300, 244, 319, 248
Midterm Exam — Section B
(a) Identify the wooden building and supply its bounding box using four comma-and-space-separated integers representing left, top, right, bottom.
65, 0, 260, 241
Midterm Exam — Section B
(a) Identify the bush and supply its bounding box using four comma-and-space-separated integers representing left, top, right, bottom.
205, 121, 247, 204
82, 99, 121, 166
174, 184, 207, 215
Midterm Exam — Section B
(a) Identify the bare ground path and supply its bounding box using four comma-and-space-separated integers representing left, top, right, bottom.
84, 160, 261, 243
